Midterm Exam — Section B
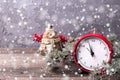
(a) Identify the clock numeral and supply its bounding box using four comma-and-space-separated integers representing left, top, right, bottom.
77, 49, 81, 53
78, 57, 82, 60
97, 64, 99, 66
78, 44, 82, 48
92, 39, 95, 42
80, 57, 82, 60
105, 54, 108, 56
82, 45, 85, 47
84, 62, 86, 64
104, 47, 107, 50
90, 65, 92, 68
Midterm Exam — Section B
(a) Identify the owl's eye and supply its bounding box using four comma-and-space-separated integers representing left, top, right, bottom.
49, 32, 55, 38
50, 34, 52, 36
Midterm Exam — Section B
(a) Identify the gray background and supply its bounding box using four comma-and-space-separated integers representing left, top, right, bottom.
0, 0, 120, 48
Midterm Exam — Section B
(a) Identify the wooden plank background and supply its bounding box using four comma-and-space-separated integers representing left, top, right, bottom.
0, 48, 119, 80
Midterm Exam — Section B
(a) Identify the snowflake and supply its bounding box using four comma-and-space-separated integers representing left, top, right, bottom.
94, 15, 100, 19
34, 3, 37, 6
42, 57, 46, 60
4, 38, 8, 41
14, 77, 18, 80
26, 57, 30, 60
21, 17, 25, 20
64, 65, 69, 69
82, 27, 85, 31
109, 8, 113, 11
97, 15, 100, 19
59, 31, 62, 34
68, 20, 72, 24
18, 22, 22, 26
43, 73, 46, 77
82, 8, 86, 12
108, 28, 111, 32
3, 0, 7, 3
20, 13, 23, 17
106, 4, 110, 8
76, 16, 79, 20
74, 72, 78, 75
106, 23, 110, 27
32, 59, 36, 63
95, 8, 98, 11
106, 69, 110, 75
62, 73, 66, 77
3, 68, 6, 72
71, 30, 74, 33
47, 62, 51, 66
23, 21, 28, 25
62, 6, 66, 10
7, 17, 11, 21
29, 27, 33, 30
13, 0, 17, 3
10, 25, 14, 28
40, 75, 43, 78
17, 9, 21, 13
80, 74, 83, 77
45, 2, 49, 6
107, 34, 110, 38
78, 69, 82, 73
29, 75, 32, 79
111, 68, 115, 72
115, 41, 119, 45
81, 16, 85, 21
40, 7, 43, 11
22, 51, 25, 54
11, 40, 15, 43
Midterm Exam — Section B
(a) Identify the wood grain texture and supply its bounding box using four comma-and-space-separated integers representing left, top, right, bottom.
0, 48, 118, 80
0, 48, 83, 80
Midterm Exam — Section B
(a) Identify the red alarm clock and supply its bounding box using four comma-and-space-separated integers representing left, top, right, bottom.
72, 34, 112, 72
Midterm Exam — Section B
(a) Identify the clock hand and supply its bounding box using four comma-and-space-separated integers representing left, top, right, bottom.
88, 41, 95, 57
86, 48, 90, 52
90, 48, 94, 57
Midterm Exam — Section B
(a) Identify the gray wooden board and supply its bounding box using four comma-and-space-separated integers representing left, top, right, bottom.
0, 48, 118, 80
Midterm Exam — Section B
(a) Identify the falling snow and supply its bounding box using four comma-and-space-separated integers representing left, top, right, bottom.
0, 0, 119, 48
0, 0, 120, 79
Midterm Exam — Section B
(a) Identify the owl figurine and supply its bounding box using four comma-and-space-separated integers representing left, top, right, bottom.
33, 25, 68, 56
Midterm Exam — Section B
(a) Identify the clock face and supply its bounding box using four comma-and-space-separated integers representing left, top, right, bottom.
73, 34, 112, 72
